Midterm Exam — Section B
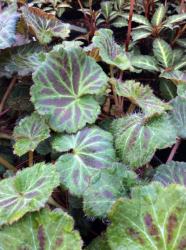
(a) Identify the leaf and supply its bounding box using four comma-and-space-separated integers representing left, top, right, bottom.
151, 4, 166, 26
111, 113, 177, 168
52, 126, 116, 196
100, 1, 113, 19
0, 208, 82, 250
153, 161, 186, 186
0, 42, 45, 77
159, 79, 177, 100
174, 60, 186, 71
86, 235, 110, 250
13, 112, 50, 156
90, 29, 132, 70
132, 14, 151, 27
21, 6, 70, 44
177, 83, 186, 98
153, 38, 173, 68
160, 70, 186, 84
0, 4, 19, 49
132, 29, 152, 42
0, 162, 59, 226
114, 80, 171, 118
111, 16, 128, 28
106, 183, 186, 250
31, 47, 108, 133
165, 13, 186, 25
176, 38, 186, 48
131, 55, 159, 72
83, 163, 137, 218
170, 96, 186, 139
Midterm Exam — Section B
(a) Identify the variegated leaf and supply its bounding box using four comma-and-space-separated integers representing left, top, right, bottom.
115, 80, 171, 118
165, 13, 186, 26
52, 126, 116, 196
131, 55, 159, 72
0, 162, 59, 226
151, 4, 166, 26
132, 14, 151, 27
31, 47, 108, 133
0, 4, 19, 49
132, 29, 152, 42
153, 161, 186, 186
13, 112, 50, 156
112, 114, 177, 168
160, 70, 186, 84
0, 209, 82, 250
153, 38, 173, 68
22, 6, 70, 44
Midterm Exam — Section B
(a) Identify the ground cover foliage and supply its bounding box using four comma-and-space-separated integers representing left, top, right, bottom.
0, 0, 186, 249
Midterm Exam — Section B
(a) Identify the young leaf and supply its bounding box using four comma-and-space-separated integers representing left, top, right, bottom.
131, 55, 159, 72
107, 183, 186, 250
153, 161, 186, 186
153, 38, 173, 68
31, 47, 108, 133
0, 42, 45, 78
83, 163, 137, 218
151, 4, 166, 26
0, 209, 82, 250
112, 114, 177, 168
0, 4, 19, 49
52, 126, 116, 196
160, 70, 186, 84
0, 162, 59, 225
13, 112, 50, 156
90, 29, 132, 70
100, 1, 113, 19
170, 96, 186, 139
115, 80, 171, 118
22, 6, 70, 44
86, 234, 110, 250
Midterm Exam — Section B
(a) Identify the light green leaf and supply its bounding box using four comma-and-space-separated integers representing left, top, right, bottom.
52, 126, 116, 196
0, 42, 45, 78
153, 161, 186, 186
177, 83, 186, 98
151, 4, 166, 26
13, 112, 50, 156
90, 28, 132, 70
112, 113, 177, 168
83, 163, 137, 218
160, 70, 186, 84
170, 96, 186, 139
0, 208, 82, 250
174, 61, 186, 70
153, 38, 173, 68
132, 30, 152, 42
115, 80, 171, 117
111, 16, 128, 28
0, 4, 19, 49
165, 13, 186, 25
132, 14, 151, 27
22, 6, 70, 44
85, 235, 110, 250
100, 1, 113, 19
131, 55, 159, 72
0, 162, 59, 226
107, 183, 186, 250
31, 47, 108, 133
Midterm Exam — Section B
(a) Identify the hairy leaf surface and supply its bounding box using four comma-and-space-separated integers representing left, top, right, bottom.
52, 127, 116, 196
0, 209, 82, 250
0, 163, 59, 225
13, 112, 50, 156
31, 48, 108, 133
107, 183, 186, 250
112, 114, 177, 168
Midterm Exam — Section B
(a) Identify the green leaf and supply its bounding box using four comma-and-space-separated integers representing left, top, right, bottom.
112, 114, 177, 168
160, 70, 186, 84
159, 79, 177, 100
13, 112, 50, 156
86, 235, 110, 250
0, 42, 45, 77
131, 55, 159, 72
170, 96, 186, 139
107, 183, 186, 250
0, 4, 19, 49
176, 38, 186, 48
114, 80, 171, 117
177, 83, 186, 98
111, 16, 128, 28
174, 60, 186, 70
0, 162, 59, 226
165, 13, 186, 26
132, 29, 152, 42
22, 6, 70, 44
151, 4, 166, 26
100, 1, 113, 19
52, 126, 116, 196
132, 14, 151, 27
0, 208, 82, 250
83, 163, 137, 218
153, 161, 186, 186
90, 29, 132, 70
31, 47, 108, 133
153, 38, 173, 68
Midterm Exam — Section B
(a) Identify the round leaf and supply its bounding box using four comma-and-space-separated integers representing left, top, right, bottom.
31, 48, 108, 133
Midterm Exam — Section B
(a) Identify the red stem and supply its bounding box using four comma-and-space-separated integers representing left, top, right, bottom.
166, 138, 181, 163
125, 0, 135, 51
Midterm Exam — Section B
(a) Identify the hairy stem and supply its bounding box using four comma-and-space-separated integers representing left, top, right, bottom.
166, 138, 181, 163
28, 151, 34, 167
0, 76, 17, 113
125, 0, 135, 51
0, 156, 16, 172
